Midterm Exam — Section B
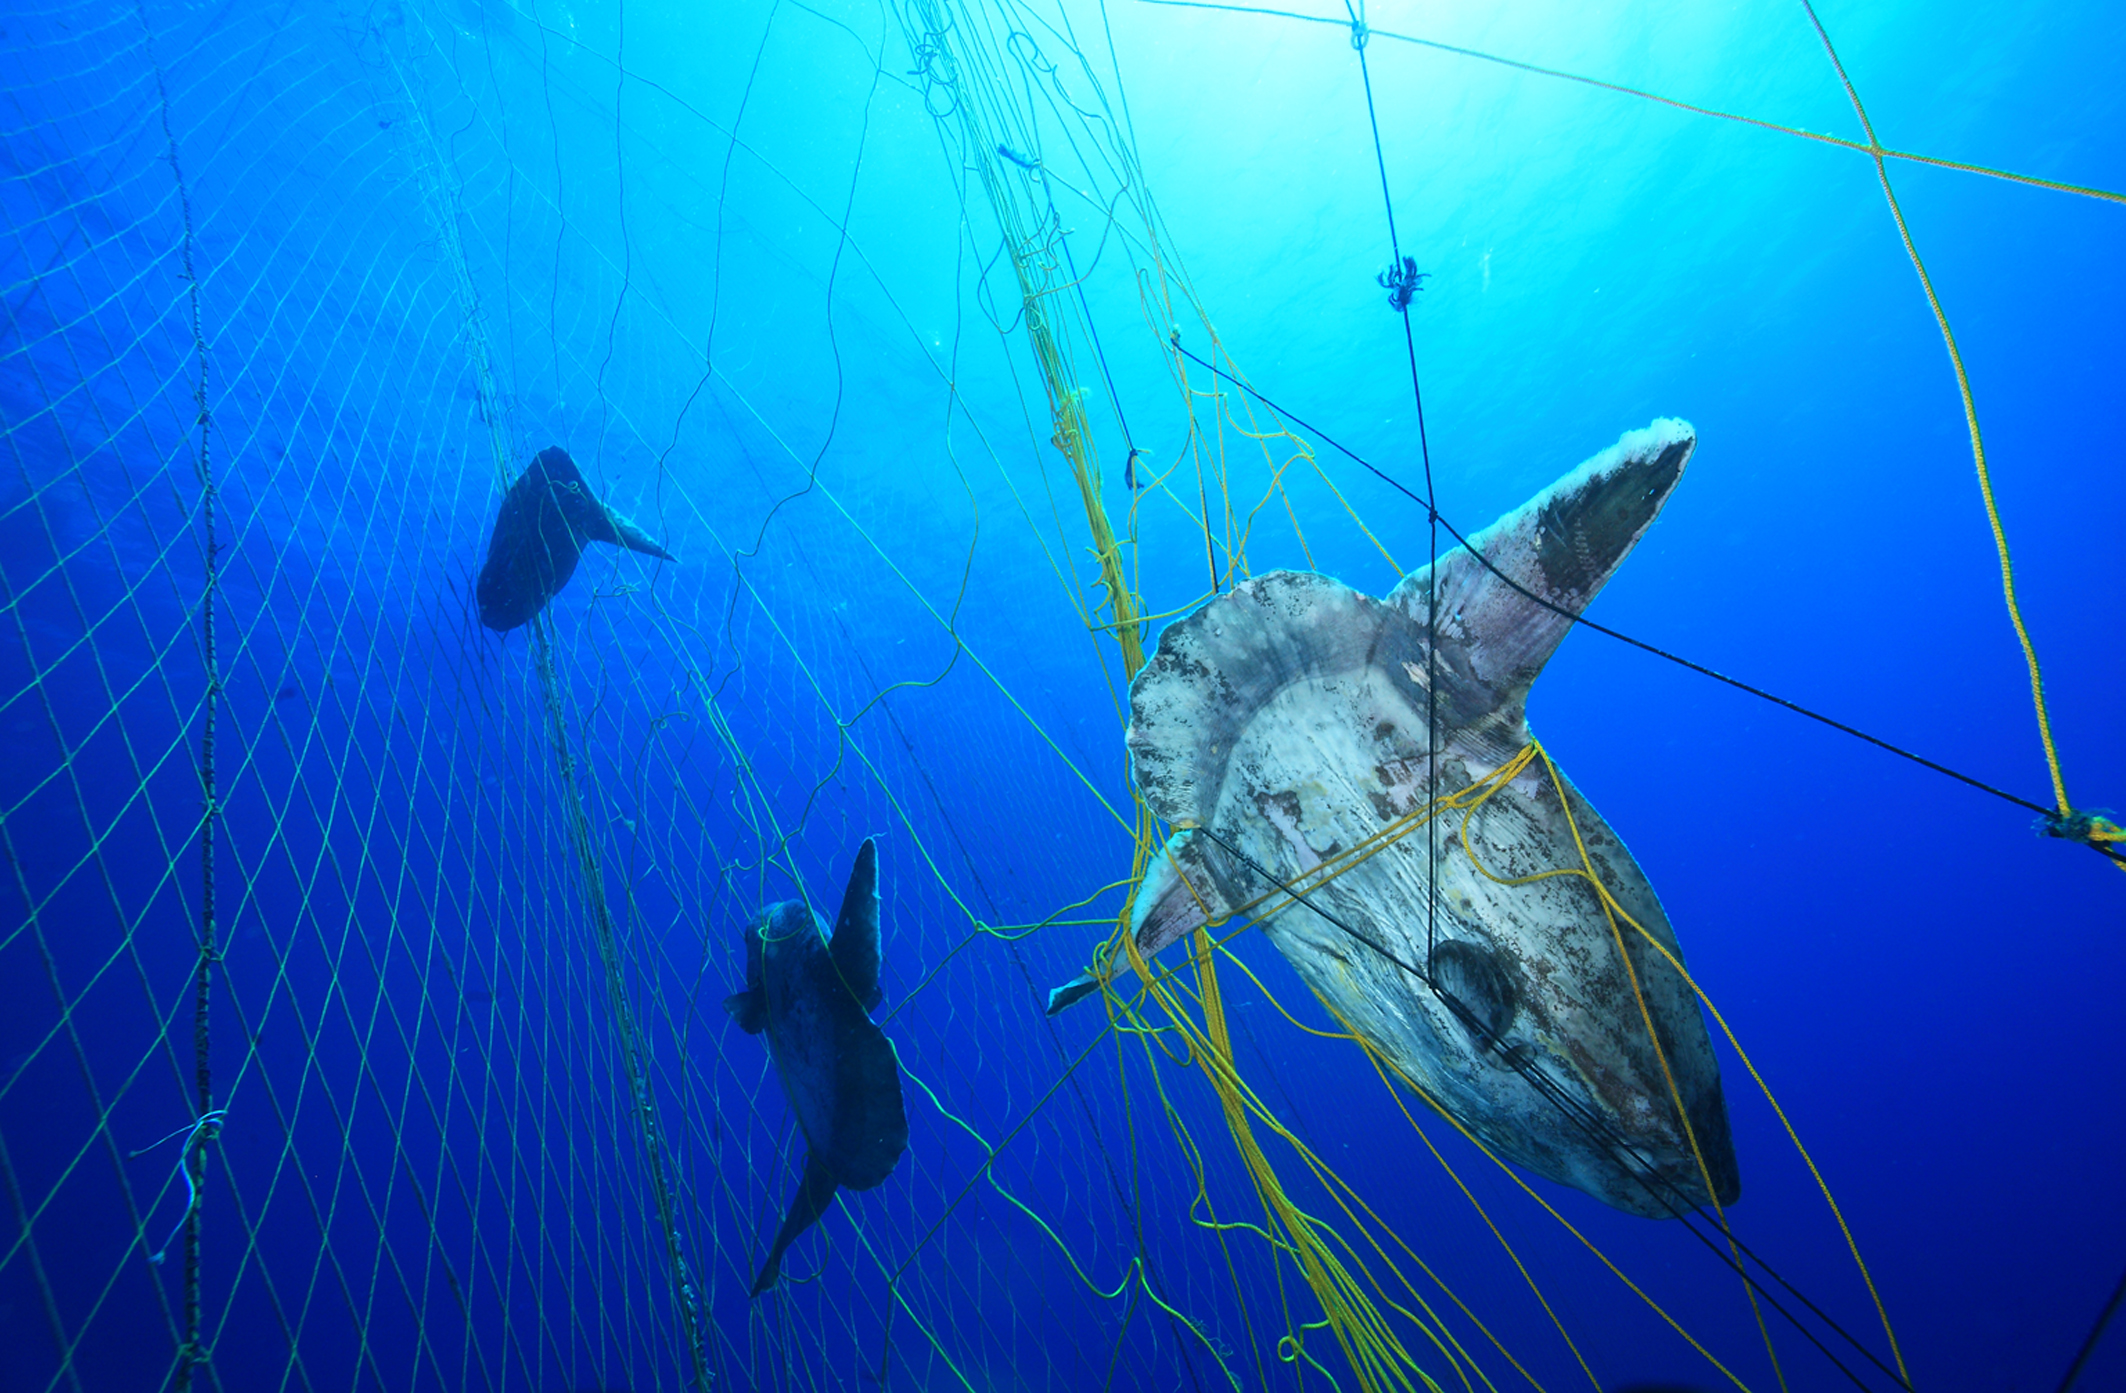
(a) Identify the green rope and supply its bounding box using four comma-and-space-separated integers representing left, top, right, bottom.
387, 41, 714, 1382
533, 632, 712, 1389
137, 0, 217, 1381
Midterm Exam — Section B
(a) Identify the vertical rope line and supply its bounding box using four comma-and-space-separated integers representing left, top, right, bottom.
1344, 13, 1788, 1384
137, 0, 217, 1382
385, 38, 712, 1384
1794, 3, 2043, 1359
1344, 2, 1441, 990
531, 632, 710, 1390
1797, 0, 2072, 833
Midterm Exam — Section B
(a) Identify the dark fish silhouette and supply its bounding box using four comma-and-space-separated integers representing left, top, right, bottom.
475, 446, 673, 631
725, 839, 908, 1296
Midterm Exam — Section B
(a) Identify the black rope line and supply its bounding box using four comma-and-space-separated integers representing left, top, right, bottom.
1342, 0, 1452, 1022
1193, 826, 1915, 1393
2056, 1260, 2126, 1392
1324, 34, 1908, 1382
1166, 340, 2124, 869
1192, 352, 1227, 596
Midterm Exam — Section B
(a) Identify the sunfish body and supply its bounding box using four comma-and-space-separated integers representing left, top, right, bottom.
475, 446, 674, 630
1052, 420, 1738, 1217
725, 839, 909, 1295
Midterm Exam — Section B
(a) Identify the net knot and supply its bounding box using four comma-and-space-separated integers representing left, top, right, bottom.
2037, 807, 2123, 848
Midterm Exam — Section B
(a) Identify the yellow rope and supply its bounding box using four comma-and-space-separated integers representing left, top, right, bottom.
1119, 921, 1453, 1393
1456, 737, 1910, 1387
953, 65, 1471, 1382
1434, 746, 1786, 1381
1084, 751, 1652, 1390
1361, 1033, 1755, 1392
1797, 3, 2114, 879
1132, 728, 1909, 1386
1138, 3, 2125, 208
1157, 921, 1744, 1390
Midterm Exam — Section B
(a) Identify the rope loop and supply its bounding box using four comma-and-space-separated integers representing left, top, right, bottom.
143, 1108, 227, 1266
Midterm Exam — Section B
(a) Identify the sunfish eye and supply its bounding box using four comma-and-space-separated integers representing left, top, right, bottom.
1428, 938, 1518, 1051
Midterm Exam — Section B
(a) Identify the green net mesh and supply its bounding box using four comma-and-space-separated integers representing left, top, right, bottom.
19, 0, 2109, 1389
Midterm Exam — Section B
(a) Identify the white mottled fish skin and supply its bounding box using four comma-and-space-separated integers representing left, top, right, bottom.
1115, 420, 1737, 1218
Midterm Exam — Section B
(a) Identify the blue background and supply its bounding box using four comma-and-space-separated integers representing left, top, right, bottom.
0, 0, 2118, 1389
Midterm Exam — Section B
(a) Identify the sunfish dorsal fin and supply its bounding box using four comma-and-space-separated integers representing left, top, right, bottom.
534, 446, 677, 562
829, 838, 882, 1012
1388, 418, 1693, 722
603, 509, 676, 562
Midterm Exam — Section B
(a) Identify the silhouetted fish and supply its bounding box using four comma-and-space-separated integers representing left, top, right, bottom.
474, 447, 673, 631
725, 839, 908, 1296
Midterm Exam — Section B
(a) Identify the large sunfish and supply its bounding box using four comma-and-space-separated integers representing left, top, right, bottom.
726, 838, 909, 1295
1051, 420, 1738, 1218
475, 446, 673, 630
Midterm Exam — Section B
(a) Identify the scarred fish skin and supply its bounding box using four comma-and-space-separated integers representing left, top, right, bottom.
1058, 420, 1738, 1219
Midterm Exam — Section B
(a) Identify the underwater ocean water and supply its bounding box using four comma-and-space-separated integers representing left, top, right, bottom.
0, 0, 2120, 1389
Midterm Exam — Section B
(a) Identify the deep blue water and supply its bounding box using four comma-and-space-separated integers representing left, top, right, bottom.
0, 0, 2119, 1390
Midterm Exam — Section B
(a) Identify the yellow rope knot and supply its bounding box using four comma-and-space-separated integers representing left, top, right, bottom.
2040, 808, 2126, 859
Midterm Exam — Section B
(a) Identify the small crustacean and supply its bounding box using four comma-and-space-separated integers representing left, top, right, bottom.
1378, 254, 1429, 312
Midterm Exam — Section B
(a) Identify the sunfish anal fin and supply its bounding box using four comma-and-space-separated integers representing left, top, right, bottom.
749, 1151, 838, 1298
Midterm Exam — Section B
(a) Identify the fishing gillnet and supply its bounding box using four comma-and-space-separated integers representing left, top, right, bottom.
2, 0, 2118, 1390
